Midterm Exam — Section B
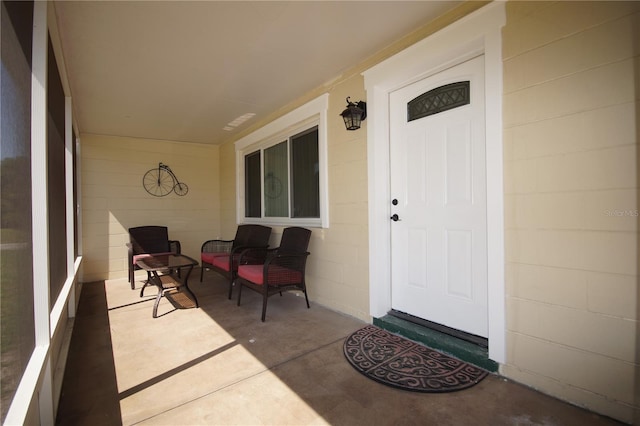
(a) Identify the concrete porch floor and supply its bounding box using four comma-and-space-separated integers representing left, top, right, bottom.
56, 270, 622, 425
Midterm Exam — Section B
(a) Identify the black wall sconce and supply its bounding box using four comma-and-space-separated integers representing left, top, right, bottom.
340, 97, 367, 130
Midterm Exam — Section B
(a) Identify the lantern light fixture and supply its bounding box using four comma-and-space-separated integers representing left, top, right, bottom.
340, 97, 367, 130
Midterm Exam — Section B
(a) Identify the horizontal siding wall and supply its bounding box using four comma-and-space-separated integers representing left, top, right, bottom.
314, 74, 370, 320
81, 134, 220, 282
502, 1, 639, 423
218, 142, 237, 233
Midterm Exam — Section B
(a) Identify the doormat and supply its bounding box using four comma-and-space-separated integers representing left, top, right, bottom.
343, 325, 488, 393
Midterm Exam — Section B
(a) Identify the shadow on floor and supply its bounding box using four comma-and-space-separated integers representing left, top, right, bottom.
56, 270, 624, 425
56, 281, 122, 425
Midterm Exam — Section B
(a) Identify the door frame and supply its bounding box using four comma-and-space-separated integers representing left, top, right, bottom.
363, 2, 506, 363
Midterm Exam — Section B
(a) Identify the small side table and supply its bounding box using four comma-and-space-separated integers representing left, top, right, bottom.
135, 253, 199, 318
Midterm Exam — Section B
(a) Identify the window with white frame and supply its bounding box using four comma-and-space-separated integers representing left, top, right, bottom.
236, 94, 328, 228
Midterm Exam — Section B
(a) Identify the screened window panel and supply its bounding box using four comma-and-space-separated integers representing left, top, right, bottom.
264, 141, 289, 217
0, 1, 35, 421
245, 151, 261, 217
243, 124, 320, 223
47, 36, 67, 308
291, 127, 319, 218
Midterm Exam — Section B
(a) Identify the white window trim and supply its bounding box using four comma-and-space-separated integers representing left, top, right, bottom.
235, 94, 329, 228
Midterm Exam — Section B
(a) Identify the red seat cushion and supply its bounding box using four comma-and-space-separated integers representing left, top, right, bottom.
201, 252, 228, 265
211, 255, 232, 272
238, 264, 302, 286
237, 265, 264, 284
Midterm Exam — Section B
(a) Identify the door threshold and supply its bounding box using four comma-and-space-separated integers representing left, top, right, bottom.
389, 310, 488, 348
374, 312, 498, 372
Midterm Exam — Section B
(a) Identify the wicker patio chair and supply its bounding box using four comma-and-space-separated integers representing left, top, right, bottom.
127, 226, 181, 289
200, 224, 272, 299
236, 226, 311, 322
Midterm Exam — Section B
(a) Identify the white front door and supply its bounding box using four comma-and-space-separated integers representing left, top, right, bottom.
390, 55, 488, 337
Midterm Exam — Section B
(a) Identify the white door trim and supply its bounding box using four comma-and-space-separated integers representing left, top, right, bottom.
363, 2, 506, 363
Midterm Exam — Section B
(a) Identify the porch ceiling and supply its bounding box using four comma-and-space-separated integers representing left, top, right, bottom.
53, 1, 461, 145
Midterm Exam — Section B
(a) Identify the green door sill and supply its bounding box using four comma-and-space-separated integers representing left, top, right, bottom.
373, 315, 499, 373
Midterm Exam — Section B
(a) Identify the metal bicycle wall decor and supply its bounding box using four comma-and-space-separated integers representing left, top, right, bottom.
143, 162, 189, 197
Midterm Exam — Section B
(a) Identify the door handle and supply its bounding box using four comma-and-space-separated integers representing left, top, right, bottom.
390, 214, 400, 222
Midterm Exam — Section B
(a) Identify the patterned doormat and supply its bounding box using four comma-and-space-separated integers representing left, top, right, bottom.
343, 325, 488, 393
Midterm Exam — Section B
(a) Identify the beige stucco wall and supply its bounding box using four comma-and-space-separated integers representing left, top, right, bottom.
80, 134, 220, 282
502, 1, 639, 423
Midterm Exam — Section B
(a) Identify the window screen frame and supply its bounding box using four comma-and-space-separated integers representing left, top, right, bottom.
235, 94, 329, 228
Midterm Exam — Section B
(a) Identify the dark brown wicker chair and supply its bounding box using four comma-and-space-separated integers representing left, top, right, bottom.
236, 227, 311, 322
127, 226, 181, 289
200, 224, 272, 299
